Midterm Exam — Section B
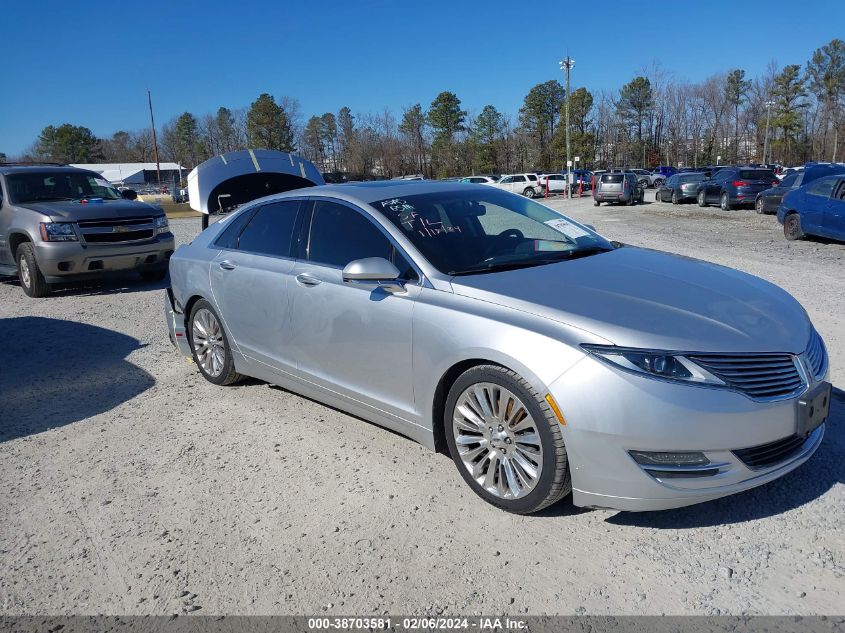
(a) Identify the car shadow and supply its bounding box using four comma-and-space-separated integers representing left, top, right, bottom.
603, 386, 845, 529
0, 273, 169, 297
0, 317, 155, 442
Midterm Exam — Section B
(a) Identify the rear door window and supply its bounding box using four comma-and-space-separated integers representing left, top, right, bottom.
237, 200, 301, 257
214, 207, 259, 249
806, 177, 838, 198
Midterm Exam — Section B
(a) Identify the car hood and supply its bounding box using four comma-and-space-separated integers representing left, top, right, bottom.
19, 199, 163, 221
449, 247, 810, 353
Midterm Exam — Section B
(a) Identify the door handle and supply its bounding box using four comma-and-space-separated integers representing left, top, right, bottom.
296, 273, 322, 287
219, 260, 236, 271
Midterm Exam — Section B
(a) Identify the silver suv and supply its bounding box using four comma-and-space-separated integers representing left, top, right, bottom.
0, 164, 175, 297
593, 171, 644, 206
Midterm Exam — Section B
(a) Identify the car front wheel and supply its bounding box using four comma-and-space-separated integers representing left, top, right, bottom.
523, 188, 536, 198
445, 365, 571, 514
16, 242, 50, 298
783, 213, 805, 241
755, 197, 765, 214
698, 190, 707, 207
189, 299, 242, 385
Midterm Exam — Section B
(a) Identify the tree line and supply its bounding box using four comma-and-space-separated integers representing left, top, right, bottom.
8, 39, 844, 178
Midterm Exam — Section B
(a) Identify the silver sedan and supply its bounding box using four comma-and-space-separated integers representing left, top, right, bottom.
165, 181, 829, 514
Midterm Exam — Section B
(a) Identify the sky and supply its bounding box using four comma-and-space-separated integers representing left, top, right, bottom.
2, 0, 844, 157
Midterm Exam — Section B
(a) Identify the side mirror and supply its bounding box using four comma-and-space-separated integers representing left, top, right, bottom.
342, 257, 405, 293
121, 189, 138, 200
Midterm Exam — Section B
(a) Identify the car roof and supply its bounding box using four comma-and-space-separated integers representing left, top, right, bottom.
0, 164, 97, 176
275, 179, 491, 205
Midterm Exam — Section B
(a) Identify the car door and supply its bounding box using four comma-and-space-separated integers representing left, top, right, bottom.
496, 175, 515, 192
0, 178, 12, 265
800, 176, 839, 235
708, 169, 731, 202
661, 175, 676, 201
208, 199, 303, 375
822, 178, 845, 239
288, 199, 421, 421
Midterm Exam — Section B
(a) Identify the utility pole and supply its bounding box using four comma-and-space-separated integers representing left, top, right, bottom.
762, 100, 774, 165
148, 89, 161, 188
559, 57, 575, 197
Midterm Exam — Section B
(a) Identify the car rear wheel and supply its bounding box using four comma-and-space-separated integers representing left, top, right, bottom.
698, 191, 707, 207
654, 178, 664, 187
16, 242, 50, 298
189, 299, 242, 386
523, 187, 536, 198
593, 201, 600, 207
783, 213, 805, 241
720, 192, 732, 210
755, 197, 765, 214
445, 365, 572, 514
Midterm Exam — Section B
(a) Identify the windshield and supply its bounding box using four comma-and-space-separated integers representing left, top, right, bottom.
6, 171, 122, 203
371, 188, 613, 276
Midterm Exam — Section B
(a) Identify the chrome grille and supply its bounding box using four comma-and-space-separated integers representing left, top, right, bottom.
77, 217, 155, 244
805, 329, 827, 379
686, 353, 803, 400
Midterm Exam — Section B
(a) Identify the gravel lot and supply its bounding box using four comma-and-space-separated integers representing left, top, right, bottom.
1, 194, 843, 616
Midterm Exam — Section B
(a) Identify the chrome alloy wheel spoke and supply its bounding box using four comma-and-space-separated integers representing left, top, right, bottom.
192, 308, 225, 377
452, 382, 544, 500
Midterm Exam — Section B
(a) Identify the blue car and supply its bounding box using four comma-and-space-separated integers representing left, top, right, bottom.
777, 173, 845, 241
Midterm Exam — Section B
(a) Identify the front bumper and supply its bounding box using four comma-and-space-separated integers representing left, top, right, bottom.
549, 354, 827, 511
34, 234, 175, 283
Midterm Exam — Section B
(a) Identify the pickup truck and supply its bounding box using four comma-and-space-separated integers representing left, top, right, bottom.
0, 164, 175, 297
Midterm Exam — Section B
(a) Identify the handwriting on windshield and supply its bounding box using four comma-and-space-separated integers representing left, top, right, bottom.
377, 198, 462, 238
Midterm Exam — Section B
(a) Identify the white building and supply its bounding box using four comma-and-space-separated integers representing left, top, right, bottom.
70, 162, 188, 186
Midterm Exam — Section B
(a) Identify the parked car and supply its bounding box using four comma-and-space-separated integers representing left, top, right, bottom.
756, 163, 845, 214
491, 173, 543, 198
166, 180, 828, 513
778, 174, 845, 241
629, 169, 659, 188
537, 173, 568, 193
460, 176, 498, 185
571, 169, 594, 190
655, 172, 708, 204
696, 167, 778, 210
593, 172, 644, 206
0, 164, 174, 297
653, 166, 677, 180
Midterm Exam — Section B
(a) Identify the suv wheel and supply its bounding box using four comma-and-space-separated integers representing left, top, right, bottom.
444, 364, 571, 514
783, 213, 805, 241
16, 242, 50, 298
523, 187, 536, 198
698, 190, 707, 207
755, 197, 765, 214
720, 192, 732, 210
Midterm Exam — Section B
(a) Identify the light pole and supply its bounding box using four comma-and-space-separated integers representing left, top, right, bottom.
762, 100, 774, 165
559, 57, 575, 197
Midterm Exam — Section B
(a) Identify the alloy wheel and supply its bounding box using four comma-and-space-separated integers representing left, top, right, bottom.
19, 257, 31, 289
192, 308, 226, 377
721, 193, 729, 210
756, 198, 764, 214
452, 382, 543, 500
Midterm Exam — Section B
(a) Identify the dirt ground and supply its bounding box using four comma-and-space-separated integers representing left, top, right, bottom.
1, 194, 843, 616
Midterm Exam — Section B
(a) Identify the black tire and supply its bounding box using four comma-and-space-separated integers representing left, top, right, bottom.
188, 299, 243, 386
16, 242, 50, 298
139, 267, 168, 282
671, 190, 680, 205
720, 192, 732, 211
783, 213, 805, 241
755, 197, 765, 214
523, 188, 536, 198
593, 201, 600, 207
444, 364, 572, 514
655, 191, 662, 203
698, 190, 708, 207
654, 178, 664, 187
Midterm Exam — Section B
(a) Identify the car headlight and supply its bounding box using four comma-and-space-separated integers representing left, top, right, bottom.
582, 345, 725, 385
39, 222, 78, 242
155, 216, 170, 235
